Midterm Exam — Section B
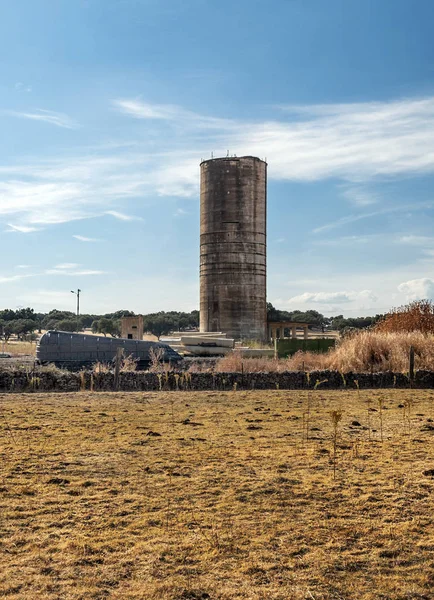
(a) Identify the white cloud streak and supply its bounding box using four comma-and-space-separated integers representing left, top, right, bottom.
287, 290, 378, 304
3, 108, 78, 129
2, 95, 434, 228
6, 223, 39, 233
45, 269, 106, 276
0, 273, 34, 284
54, 263, 80, 270
0, 263, 106, 284
45, 263, 106, 276
113, 99, 232, 130
312, 201, 433, 234
73, 235, 101, 242
105, 210, 142, 221
341, 185, 378, 207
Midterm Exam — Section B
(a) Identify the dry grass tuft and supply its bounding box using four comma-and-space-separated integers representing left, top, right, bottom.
149, 347, 173, 373
92, 361, 111, 374
121, 354, 139, 372
216, 351, 281, 373
1, 389, 434, 599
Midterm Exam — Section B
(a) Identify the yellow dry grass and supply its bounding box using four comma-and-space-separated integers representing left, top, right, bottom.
217, 331, 434, 373
2, 341, 36, 356
1, 389, 434, 599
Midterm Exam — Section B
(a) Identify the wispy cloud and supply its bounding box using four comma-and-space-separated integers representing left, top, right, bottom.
5, 223, 39, 233
73, 235, 101, 242
54, 263, 80, 270
0, 273, 34, 284
398, 235, 434, 246
287, 290, 378, 305
15, 82, 32, 93
113, 99, 231, 130
3, 108, 78, 129
2, 95, 434, 229
46, 268, 106, 276
44, 262, 106, 277
341, 185, 378, 207
312, 201, 433, 234
113, 96, 434, 181
105, 210, 142, 221
16, 290, 77, 309
313, 234, 379, 246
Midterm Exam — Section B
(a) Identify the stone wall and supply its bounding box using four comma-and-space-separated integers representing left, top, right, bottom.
1, 369, 434, 393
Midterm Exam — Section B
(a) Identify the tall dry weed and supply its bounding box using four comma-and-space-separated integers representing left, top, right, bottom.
326, 331, 434, 372
120, 354, 139, 372
215, 353, 282, 373
149, 347, 173, 373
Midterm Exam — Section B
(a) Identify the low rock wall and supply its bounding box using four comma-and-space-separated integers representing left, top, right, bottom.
1, 369, 434, 393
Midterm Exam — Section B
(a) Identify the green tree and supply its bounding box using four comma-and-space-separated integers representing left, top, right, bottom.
43, 310, 76, 330
0, 320, 14, 342
12, 319, 37, 339
92, 318, 120, 337
54, 319, 81, 332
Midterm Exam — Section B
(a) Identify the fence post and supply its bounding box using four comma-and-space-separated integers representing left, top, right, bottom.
114, 347, 123, 391
274, 338, 278, 360
409, 345, 415, 387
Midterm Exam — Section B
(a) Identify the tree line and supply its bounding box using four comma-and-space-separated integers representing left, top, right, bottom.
0, 305, 382, 341
266, 303, 383, 333
0, 308, 200, 340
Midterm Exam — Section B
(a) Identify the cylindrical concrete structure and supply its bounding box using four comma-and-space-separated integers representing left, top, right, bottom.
200, 156, 267, 340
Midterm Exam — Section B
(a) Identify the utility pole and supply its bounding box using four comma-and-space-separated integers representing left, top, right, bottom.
71, 289, 81, 332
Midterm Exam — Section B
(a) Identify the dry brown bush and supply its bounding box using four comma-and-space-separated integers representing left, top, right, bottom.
376, 299, 434, 333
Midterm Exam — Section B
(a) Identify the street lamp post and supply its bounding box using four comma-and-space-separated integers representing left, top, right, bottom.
71, 289, 81, 332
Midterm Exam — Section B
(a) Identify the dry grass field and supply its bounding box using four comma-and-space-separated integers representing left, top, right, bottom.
1, 389, 434, 600
2, 341, 36, 356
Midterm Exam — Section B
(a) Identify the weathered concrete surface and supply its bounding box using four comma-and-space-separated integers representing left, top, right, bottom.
200, 156, 267, 341
121, 315, 144, 340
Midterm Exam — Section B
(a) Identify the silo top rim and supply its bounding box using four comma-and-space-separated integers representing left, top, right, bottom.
200, 155, 267, 166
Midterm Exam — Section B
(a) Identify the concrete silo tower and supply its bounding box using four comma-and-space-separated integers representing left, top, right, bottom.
200, 156, 267, 341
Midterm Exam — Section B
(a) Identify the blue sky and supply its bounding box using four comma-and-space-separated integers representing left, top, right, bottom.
1, 0, 434, 316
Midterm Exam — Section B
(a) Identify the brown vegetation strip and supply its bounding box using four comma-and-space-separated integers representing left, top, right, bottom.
1, 390, 434, 599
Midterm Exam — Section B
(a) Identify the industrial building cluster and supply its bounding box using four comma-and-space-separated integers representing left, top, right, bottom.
126, 156, 308, 348
36, 155, 316, 368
